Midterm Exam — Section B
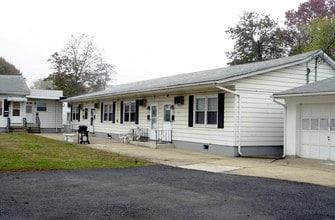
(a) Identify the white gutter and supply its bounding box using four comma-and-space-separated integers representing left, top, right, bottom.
273, 91, 335, 98
214, 84, 243, 156
272, 98, 287, 158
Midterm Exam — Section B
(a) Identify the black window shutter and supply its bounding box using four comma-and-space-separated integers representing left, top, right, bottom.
135, 100, 139, 125
112, 101, 116, 123
188, 95, 194, 127
120, 101, 123, 124
218, 93, 225, 128
4, 99, 9, 117
78, 105, 81, 122
70, 106, 73, 121
100, 102, 104, 123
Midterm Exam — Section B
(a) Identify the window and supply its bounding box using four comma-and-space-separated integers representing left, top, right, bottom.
207, 97, 218, 125
12, 102, 20, 116
195, 98, 205, 124
195, 96, 218, 126
331, 119, 335, 131
103, 104, 114, 121
0, 101, 2, 115
320, 118, 328, 130
311, 119, 319, 130
164, 105, 171, 122
26, 102, 33, 114
302, 119, 310, 130
124, 102, 136, 122
72, 106, 80, 121
37, 103, 47, 111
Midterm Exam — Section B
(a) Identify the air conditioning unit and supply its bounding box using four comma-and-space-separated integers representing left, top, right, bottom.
174, 96, 184, 105
137, 99, 146, 106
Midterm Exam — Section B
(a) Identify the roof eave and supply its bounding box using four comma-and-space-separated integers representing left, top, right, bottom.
64, 80, 218, 103
273, 91, 335, 98
216, 53, 321, 84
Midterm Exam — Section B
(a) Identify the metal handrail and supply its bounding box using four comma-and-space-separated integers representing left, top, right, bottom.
132, 127, 149, 142
23, 118, 27, 127
36, 113, 41, 128
7, 117, 11, 132
155, 129, 172, 144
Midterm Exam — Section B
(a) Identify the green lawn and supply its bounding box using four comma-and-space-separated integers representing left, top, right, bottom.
0, 133, 149, 172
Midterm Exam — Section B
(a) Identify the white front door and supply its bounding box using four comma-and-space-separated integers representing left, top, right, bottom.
26, 102, 34, 124
162, 103, 173, 143
10, 101, 23, 124
163, 103, 172, 130
150, 104, 158, 140
89, 108, 95, 133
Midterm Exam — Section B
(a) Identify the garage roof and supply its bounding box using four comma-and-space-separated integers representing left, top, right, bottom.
65, 50, 334, 102
27, 89, 64, 100
273, 76, 335, 97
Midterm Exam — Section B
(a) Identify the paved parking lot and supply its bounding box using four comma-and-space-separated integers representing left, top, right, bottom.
1, 166, 334, 219
39, 133, 335, 187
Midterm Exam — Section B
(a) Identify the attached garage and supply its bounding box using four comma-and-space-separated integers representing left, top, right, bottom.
300, 103, 335, 160
274, 77, 335, 161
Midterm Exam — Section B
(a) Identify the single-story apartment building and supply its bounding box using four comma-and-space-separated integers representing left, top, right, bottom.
0, 75, 64, 133
273, 76, 335, 161
64, 50, 335, 159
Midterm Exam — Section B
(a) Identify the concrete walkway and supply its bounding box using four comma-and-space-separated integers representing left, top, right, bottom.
37, 133, 335, 187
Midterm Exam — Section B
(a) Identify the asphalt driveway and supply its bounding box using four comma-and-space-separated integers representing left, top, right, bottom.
1, 165, 334, 219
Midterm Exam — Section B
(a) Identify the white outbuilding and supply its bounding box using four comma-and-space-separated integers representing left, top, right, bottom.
273, 77, 335, 161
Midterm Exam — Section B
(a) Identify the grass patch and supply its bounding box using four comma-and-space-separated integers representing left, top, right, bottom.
0, 133, 150, 172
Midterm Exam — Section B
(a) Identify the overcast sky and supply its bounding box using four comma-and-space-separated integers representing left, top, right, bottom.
0, 0, 306, 87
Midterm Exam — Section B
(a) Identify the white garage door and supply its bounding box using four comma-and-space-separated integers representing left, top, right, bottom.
300, 103, 335, 161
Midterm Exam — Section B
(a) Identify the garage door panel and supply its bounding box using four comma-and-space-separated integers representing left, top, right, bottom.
319, 146, 329, 160
300, 145, 310, 158
319, 132, 329, 146
301, 132, 310, 145
310, 146, 320, 158
331, 147, 335, 161
310, 133, 319, 145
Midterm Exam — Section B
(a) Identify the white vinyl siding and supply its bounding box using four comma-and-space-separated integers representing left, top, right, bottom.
172, 92, 235, 146
236, 62, 335, 147
28, 99, 63, 130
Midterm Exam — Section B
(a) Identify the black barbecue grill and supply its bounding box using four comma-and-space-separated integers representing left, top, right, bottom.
78, 125, 90, 144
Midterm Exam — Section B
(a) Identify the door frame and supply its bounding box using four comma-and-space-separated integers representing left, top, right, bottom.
10, 101, 23, 124
150, 104, 158, 140
89, 108, 95, 133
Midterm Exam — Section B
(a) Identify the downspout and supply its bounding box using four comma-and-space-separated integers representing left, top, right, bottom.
272, 98, 286, 158
55, 101, 58, 133
214, 84, 243, 156
315, 56, 318, 82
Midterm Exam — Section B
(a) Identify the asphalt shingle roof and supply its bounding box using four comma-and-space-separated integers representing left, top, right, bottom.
65, 50, 334, 102
274, 76, 335, 97
0, 75, 30, 95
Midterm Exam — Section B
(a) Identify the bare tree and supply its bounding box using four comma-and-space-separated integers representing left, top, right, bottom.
47, 34, 116, 97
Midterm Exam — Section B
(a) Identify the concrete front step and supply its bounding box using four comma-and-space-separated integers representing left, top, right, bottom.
8, 126, 27, 133
130, 141, 175, 149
